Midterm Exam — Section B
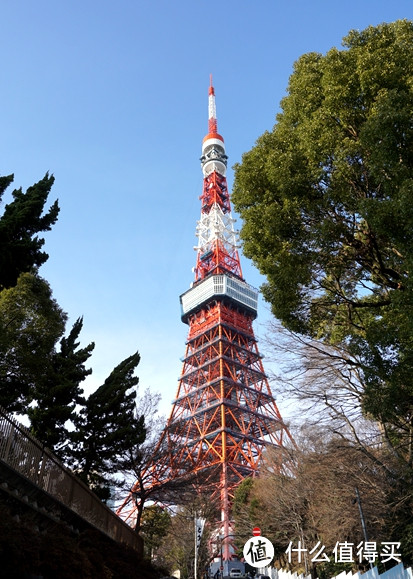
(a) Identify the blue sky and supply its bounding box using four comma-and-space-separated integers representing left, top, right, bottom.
2, 0, 413, 418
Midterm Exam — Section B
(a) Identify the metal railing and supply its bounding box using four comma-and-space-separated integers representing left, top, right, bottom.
0, 405, 141, 551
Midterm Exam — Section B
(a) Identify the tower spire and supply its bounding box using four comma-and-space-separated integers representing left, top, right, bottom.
195, 82, 242, 281
208, 74, 218, 136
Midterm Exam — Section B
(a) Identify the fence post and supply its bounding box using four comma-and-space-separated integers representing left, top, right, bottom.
3, 423, 15, 463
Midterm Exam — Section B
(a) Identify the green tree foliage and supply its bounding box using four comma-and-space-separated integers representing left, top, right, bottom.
232, 20, 413, 463
28, 317, 95, 457
140, 505, 171, 560
0, 272, 66, 413
232, 477, 264, 558
0, 173, 59, 290
73, 352, 146, 500
0, 273, 95, 459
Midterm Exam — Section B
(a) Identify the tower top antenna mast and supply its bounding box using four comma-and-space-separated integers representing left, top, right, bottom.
207, 74, 219, 138
196, 79, 240, 280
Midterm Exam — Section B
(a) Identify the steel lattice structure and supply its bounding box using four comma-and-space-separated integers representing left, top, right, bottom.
117, 79, 293, 561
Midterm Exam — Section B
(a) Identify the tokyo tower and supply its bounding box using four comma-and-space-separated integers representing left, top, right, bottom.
117, 79, 293, 562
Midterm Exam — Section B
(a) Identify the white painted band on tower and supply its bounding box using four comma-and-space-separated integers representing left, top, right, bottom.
202, 137, 225, 150
209, 94, 216, 122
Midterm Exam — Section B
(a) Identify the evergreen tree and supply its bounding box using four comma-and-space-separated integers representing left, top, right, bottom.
28, 317, 95, 457
73, 352, 146, 500
140, 505, 171, 559
0, 272, 66, 413
0, 173, 59, 290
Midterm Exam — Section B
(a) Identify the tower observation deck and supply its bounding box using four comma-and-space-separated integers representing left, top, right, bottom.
117, 79, 294, 564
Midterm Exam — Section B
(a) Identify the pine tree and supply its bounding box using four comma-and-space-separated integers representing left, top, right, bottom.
28, 317, 95, 456
73, 352, 146, 500
0, 273, 66, 413
0, 173, 59, 290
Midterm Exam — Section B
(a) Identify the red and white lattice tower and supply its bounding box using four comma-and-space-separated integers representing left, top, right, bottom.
117, 79, 293, 562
